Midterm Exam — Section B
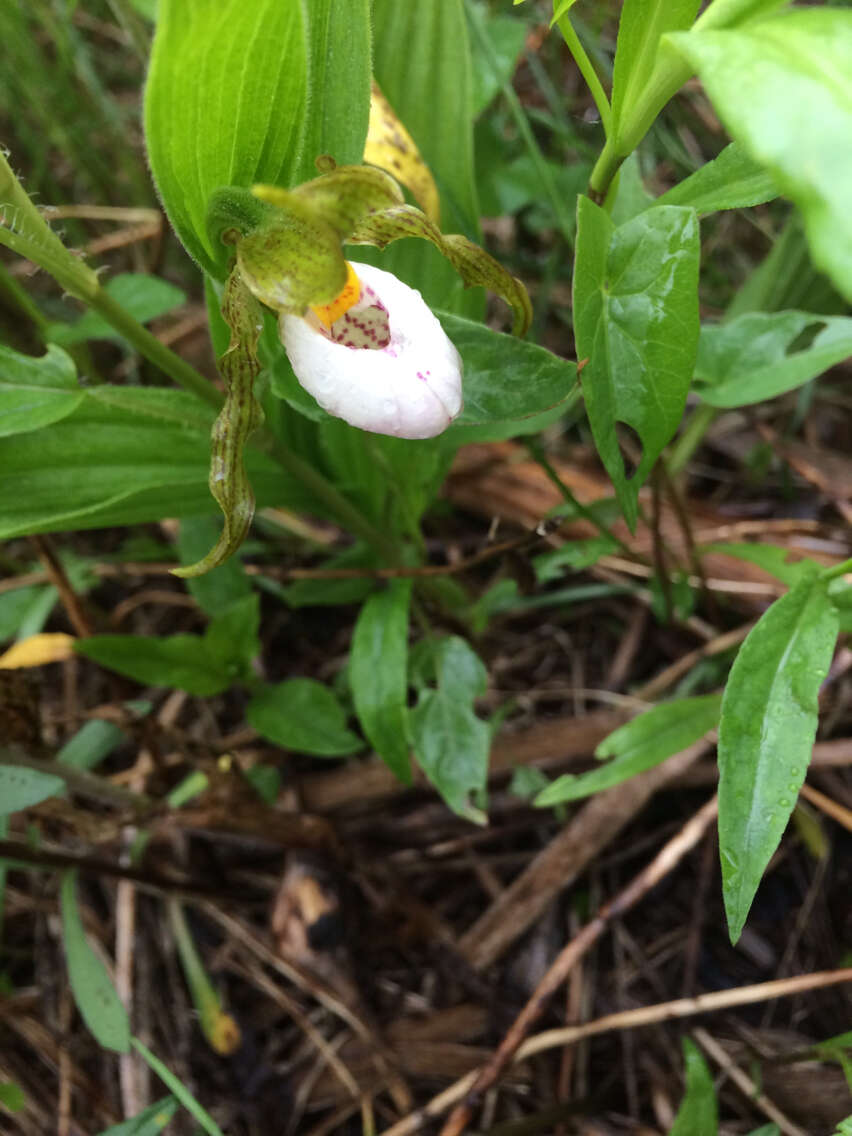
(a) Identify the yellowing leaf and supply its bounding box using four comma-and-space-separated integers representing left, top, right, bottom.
364, 81, 440, 223
209, 1012, 242, 1055
0, 633, 75, 669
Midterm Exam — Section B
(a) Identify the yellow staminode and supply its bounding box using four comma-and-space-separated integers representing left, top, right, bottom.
311, 261, 361, 328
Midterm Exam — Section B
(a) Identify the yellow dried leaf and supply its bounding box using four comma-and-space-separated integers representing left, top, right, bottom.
364, 81, 440, 223
0, 633, 75, 669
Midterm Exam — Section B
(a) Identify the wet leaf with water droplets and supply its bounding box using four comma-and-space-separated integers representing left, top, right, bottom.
573, 197, 699, 530
718, 567, 839, 943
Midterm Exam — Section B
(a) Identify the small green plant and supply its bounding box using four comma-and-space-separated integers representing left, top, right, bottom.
1, 1, 851, 1128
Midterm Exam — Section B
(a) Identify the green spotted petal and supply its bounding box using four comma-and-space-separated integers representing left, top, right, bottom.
236, 197, 347, 315
173, 270, 264, 578
350, 203, 532, 336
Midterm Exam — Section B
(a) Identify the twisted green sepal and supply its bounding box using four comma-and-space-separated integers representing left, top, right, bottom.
173, 269, 264, 579
207, 164, 403, 310
350, 204, 532, 336
208, 162, 532, 335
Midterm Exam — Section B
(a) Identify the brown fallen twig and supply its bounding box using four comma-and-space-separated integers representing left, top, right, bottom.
438, 795, 720, 1136
458, 741, 713, 970
377, 966, 852, 1136
692, 1026, 809, 1136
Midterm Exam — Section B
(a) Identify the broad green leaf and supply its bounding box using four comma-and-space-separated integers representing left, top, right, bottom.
409, 636, 490, 821
745, 1127, 780, 1136
694, 311, 852, 408
669, 10, 852, 304
369, 0, 482, 317
610, 0, 700, 145
48, 275, 186, 346
0, 765, 65, 815
535, 694, 722, 806
57, 720, 126, 771
350, 581, 412, 783
573, 197, 700, 528
656, 142, 778, 214
60, 870, 130, 1053
0, 386, 318, 541
247, 678, 364, 757
96, 1098, 179, 1136
701, 544, 815, 588
178, 516, 252, 616
439, 313, 576, 438
669, 1039, 718, 1136
145, 0, 370, 275
204, 594, 260, 681
76, 635, 232, 696
718, 569, 839, 943
0, 343, 82, 436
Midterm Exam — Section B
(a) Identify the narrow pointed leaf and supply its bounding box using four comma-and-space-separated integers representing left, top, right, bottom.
656, 142, 778, 214
96, 1097, 179, 1136
718, 569, 839, 943
535, 694, 722, 806
60, 870, 130, 1053
350, 581, 412, 783
670, 1039, 718, 1136
0, 766, 65, 815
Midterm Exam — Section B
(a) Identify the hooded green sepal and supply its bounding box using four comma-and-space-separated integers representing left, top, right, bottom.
349, 203, 533, 336
229, 164, 403, 315
173, 270, 264, 579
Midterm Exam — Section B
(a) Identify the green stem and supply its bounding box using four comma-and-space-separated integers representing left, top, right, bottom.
89, 288, 223, 410
524, 438, 635, 558
588, 134, 627, 202
667, 403, 719, 476
467, 6, 575, 242
555, 14, 612, 134
0, 745, 150, 812
821, 558, 852, 583
265, 437, 397, 559
0, 258, 48, 333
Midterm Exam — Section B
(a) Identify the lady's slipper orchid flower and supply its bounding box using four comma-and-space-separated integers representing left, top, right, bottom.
281, 260, 462, 439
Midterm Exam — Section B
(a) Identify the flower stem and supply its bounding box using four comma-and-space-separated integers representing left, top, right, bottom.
554, 13, 611, 135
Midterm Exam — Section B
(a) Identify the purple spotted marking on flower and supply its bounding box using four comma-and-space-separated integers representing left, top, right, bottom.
318, 280, 391, 350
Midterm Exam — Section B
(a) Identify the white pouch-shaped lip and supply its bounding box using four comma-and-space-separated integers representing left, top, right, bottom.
280, 261, 463, 439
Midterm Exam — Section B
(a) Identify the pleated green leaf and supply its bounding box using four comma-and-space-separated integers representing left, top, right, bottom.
144, 0, 370, 275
